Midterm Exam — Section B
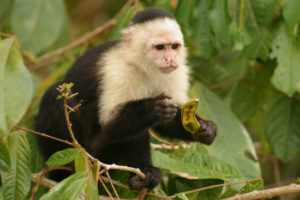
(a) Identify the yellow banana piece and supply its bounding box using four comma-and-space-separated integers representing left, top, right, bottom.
181, 99, 201, 134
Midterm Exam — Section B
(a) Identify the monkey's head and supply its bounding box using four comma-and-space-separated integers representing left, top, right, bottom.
121, 8, 187, 74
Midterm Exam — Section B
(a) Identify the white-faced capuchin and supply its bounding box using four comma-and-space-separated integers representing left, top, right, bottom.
35, 8, 217, 191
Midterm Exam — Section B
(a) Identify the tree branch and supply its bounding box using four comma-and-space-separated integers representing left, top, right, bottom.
224, 183, 300, 200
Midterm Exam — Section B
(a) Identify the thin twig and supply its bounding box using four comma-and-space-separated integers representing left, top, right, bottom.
63, 98, 80, 146
14, 126, 74, 147
208, 76, 246, 90
182, 178, 262, 197
100, 176, 130, 190
105, 171, 120, 200
149, 130, 173, 145
98, 174, 115, 200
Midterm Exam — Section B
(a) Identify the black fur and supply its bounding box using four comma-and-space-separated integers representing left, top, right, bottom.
35, 8, 217, 191
130, 8, 175, 25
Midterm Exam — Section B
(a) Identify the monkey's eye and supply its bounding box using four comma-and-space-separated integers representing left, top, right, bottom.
155, 44, 164, 50
172, 43, 180, 50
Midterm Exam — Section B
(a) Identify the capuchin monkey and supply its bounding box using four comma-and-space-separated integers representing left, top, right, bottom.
35, 8, 217, 191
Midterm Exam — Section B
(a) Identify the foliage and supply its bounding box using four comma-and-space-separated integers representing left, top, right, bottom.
0, 0, 300, 199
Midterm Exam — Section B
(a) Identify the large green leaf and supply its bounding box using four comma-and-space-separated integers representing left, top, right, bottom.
153, 143, 243, 181
46, 148, 79, 167
264, 93, 300, 162
2, 131, 31, 200
209, 0, 232, 47
247, 0, 279, 28
191, 51, 248, 98
175, 0, 196, 37
0, 0, 14, 22
193, 0, 214, 59
283, 0, 300, 37
0, 137, 10, 172
191, 83, 260, 179
243, 28, 272, 61
227, 1, 252, 50
0, 38, 33, 135
26, 134, 44, 172
40, 172, 87, 200
228, 64, 274, 122
10, 0, 65, 54
270, 26, 300, 96
152, 150, 240, 180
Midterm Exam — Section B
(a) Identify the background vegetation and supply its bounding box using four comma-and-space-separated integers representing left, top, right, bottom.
0, 0, 299, 199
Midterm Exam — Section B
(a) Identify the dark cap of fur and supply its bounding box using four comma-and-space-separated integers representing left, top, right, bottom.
130, 8, 175, 26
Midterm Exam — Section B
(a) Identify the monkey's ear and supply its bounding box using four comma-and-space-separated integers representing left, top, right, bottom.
121, 27, 133, 46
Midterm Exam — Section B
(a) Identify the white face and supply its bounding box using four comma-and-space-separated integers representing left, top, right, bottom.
122, 17, 186, 74
148, 36, 183, 73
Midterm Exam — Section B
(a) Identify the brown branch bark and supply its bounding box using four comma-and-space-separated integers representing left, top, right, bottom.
224, 183, 300, 200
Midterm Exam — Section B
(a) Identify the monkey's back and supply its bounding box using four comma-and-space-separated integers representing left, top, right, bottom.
34, 41, 120, 162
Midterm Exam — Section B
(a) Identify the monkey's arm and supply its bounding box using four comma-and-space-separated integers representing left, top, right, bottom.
153, 110, 217, 145
101, 93, 178, 143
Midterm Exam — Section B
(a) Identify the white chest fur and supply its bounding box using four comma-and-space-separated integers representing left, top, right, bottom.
97, 47, 190, 125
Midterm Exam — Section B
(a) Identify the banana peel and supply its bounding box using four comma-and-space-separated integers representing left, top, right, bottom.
181, 99, 201, 134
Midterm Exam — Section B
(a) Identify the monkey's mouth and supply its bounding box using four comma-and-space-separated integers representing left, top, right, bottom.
159, 66, 177, 73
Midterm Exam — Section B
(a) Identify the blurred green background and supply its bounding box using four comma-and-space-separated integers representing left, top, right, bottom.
0, 0, 300, 199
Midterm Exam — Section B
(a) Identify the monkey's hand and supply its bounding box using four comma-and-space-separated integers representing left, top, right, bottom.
192, 119, 217, 145
150, 92, 179, 125
128, 166, 162, 191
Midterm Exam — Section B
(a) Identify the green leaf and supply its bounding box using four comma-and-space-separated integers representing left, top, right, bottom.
227, 1, 252, 50
264, 93, 300, 161
86, 164, 99, 200
209, 0, 232, 46
176, 193, 189, 200
190, 83, 261, 179
0, 38, 33, 135
152, 150, 241, 180
228, 22, 252, 51
283, 0, 300, 37
181, 144, 243, 178
74, 149, 88, 172
191, 51, 248, 97
193, 0, 214, 59
0, 187, 3, 200
10, 0, 66, 54
270, 26, 300, 96
249, 0, 279, 27
108, 6, 135, 40
175, 0, 196, 37
228, 65, 274, 122
26, 133, 44, 172
40, 172, 88, 200
2, 131, 31, 200
0, 0, 15, 21
0, 137, 10, 172
46, 148, 79, 167
243, 28, 272, 61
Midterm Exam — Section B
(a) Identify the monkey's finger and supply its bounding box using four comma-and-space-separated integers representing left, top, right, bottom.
157, 92, 172, 100
156, 100, 179, 109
